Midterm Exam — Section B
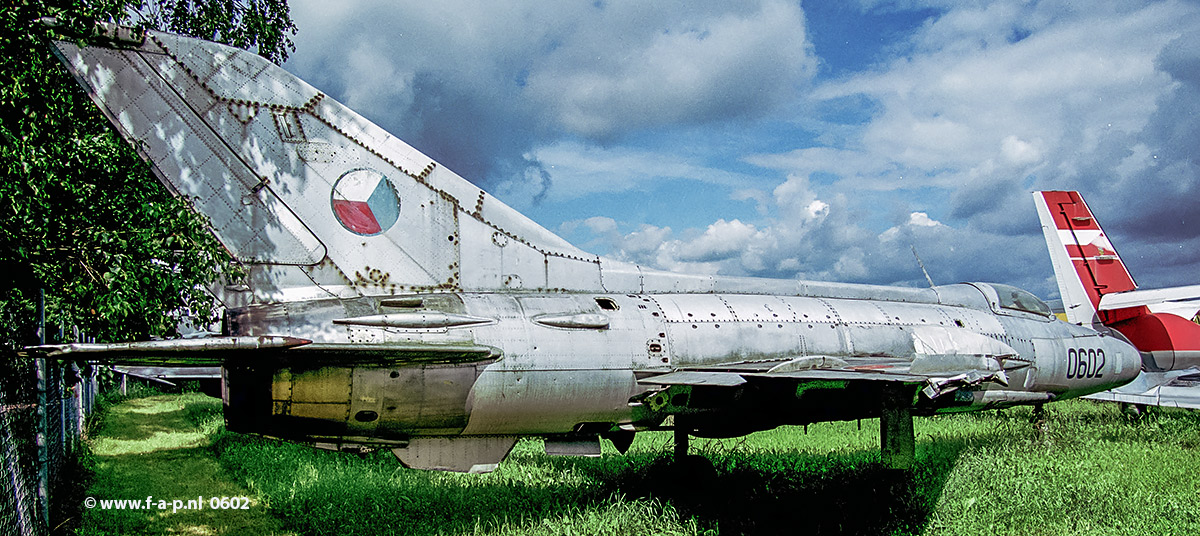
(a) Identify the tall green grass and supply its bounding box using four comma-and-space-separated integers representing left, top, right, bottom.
81, 394, 293, 535
83, 396, 1200, 535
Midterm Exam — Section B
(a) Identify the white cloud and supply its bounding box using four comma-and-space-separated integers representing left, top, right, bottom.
282, 0, 1200, 298
287, 0, 818, 184
880, 212, 944, 242
671, 219, 763, 263
621, 225, 674, 257
800, 0, 1186, 195
908, 212, 940, 227
525, 0, 817, 138
1000, 135, 1042, 166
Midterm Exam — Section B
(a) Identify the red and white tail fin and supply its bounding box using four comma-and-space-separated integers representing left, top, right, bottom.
1036, 191, 1200, 395
1033, 191, 1138, 326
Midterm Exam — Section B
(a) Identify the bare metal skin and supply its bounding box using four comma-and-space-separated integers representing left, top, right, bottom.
28, 22, 1139, 473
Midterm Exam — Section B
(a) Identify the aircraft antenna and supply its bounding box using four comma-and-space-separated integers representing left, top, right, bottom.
911, 245, 935, 288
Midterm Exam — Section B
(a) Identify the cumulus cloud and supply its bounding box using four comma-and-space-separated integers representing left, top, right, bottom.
284, 0, 1200, 299
524, 1, 816, 138
727, 0, 1199, 295
880, 212, 944, 242
671, 219, 763, 263
287, 0, 818, 191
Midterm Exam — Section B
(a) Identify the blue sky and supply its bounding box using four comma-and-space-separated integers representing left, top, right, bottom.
285, 0, 1200, 301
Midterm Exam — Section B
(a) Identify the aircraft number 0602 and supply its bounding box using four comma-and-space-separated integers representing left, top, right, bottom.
1066, 348, 1105, 379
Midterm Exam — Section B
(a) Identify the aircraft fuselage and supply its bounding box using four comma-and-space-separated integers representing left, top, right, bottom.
221, 283, 1138, 450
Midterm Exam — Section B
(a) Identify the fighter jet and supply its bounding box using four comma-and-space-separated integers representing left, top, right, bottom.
1034, 191, 1200, 410
23, 21, 1141, 473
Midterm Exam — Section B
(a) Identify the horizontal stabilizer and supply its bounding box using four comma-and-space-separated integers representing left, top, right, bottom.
21, 337, 500, 366
21, 336, 310, 364
1098, 284, 1200, 311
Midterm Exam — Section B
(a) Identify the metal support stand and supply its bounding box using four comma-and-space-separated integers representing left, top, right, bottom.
673, 425, 689, 460
35, 289, 50, 527
669, 423, 715, 489
880, 384, 915, 470
1032, 403, 1048, 440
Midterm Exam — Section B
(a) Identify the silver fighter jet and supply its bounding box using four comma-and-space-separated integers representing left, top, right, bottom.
27, 22, 1140, 473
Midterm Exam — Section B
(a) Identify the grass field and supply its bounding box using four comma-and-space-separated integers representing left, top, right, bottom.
78, 394, 1200, 535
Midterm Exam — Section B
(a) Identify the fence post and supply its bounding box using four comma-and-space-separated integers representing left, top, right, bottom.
73, 362, 85, 447
35, 288, 50, 528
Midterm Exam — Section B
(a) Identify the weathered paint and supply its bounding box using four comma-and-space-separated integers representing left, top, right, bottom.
211, 287, 1138, 446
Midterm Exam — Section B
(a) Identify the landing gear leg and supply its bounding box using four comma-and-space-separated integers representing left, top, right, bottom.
1032, 403, 1048, 439
1120, 403, 1149, 418
673, 425, 690, 460
670, 423, 714, 488
880, 384, 915, 470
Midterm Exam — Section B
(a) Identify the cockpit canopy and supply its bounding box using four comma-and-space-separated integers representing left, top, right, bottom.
990, 283, 1053, 316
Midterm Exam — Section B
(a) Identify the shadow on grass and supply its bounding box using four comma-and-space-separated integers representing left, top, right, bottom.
88, 396, 218, 443
550, 438, 987, 535
213, 427, 1039, 536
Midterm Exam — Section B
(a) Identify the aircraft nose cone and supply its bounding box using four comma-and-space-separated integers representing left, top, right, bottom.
1107, 335, 1142, 389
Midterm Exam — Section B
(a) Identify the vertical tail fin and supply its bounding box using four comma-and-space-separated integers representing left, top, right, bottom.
49, 27, 618, 306
1033, 191, 1138, 326
1036, 191, 1200, 387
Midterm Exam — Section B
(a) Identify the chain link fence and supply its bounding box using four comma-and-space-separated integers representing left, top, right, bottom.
1, 344, 98, 535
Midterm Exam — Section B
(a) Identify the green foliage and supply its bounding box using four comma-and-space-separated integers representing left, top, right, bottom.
133, 0, 297, 64
0, 0, 296, 348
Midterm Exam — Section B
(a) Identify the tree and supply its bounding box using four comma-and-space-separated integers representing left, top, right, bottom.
0, 0, 297, 348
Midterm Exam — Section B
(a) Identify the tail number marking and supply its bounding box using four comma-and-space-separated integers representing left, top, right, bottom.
1066, 348, 1105, 379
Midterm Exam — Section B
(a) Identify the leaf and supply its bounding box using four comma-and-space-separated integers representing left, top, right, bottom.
0, 0, 295, 347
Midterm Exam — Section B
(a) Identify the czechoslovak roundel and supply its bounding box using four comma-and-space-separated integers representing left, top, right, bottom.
330, 168, 400, 236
